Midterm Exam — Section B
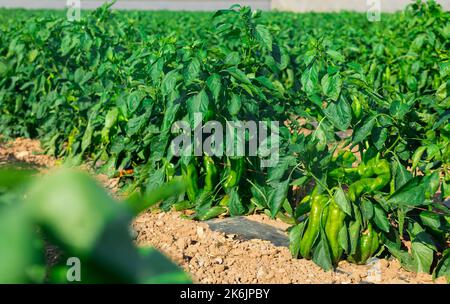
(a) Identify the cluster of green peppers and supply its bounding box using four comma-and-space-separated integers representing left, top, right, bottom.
347, 156, 391, 202
298, 192, 381, 266
298, 193, 347, 265
297, 153, 390, 267
329, 153, 391, 201
299, 194, 329, 259
180, 155, 245, 206
348, 222, 380, 265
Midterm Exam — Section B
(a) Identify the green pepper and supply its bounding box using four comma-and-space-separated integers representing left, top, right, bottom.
333, 150, 357, 166
359, 223, 375, 264
164, 160, 175, 182
299, 194, 329, 259
351, 95, 362, 120
182, 162, 199, 202
371, 228, 380, 256
348, 222, 379, 265
295, 194, 312, 218
172, 200, 194, 211
219, 194, 230, 207
325, 198, 346, 265
329, 167, 358, 180
223, 157, 244, 191
411, 146, 427, 171
348, 157, 391, 201
203, 155, 218, 193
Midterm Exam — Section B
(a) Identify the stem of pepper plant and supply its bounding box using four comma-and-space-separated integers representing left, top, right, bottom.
384, 135, 402, 156
308, 170, 333, 197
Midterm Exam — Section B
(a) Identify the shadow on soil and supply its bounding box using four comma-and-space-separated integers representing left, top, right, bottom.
206, 217, 289, 247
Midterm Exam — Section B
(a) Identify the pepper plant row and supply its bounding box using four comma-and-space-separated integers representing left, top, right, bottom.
0, 1, 448, 279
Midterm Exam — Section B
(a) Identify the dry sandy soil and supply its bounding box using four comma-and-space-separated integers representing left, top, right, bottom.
0, 137, 447, 284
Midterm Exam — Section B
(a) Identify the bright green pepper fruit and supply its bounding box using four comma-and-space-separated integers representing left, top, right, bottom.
164, 159, 175, 182
325, 198, 346, 265
295, 194, 312, 218
328, 167, 358, 180
351, 95, 362, 120
334, 150, 357, 166
299, 194, 329, 259
348, 222, 379, 265
219, 194, 230, 207
203, 155, 218, 193
348, 157, 391, 201
182, 162, 199, 202
223, 157, 244, 191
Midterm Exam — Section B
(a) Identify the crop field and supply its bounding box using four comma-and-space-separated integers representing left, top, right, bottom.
0, 0, 449, 285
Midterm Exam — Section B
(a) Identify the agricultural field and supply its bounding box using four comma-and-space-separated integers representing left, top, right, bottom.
0, 0, 449, 285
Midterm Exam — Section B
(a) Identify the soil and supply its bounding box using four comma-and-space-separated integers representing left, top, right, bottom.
0, 137, 447, 284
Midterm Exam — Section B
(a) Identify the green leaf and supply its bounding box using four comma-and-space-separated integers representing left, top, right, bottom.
419, 211, 443, 231
81, 124, 94, 152
129, 180, 186, 215
394, 161, 412, 190
161, 70, 179, 97
389, 101, 410, 120
424, 171, 440, 199
388, 177, 425, 207
353, 115, 376, 143
360, 199, 374, 222
323, 96, 351, 131
127, 91, 143, 114
289, 222, 306, 258
290, 176, 309, 186
348, 220, 361, 255
0, 60, 8, 76
334, 187, 352, 216
206, 74, 221, 100
312, 229, 333, 271
338, 224, 349, 253
0, 205, 38, 283
184, 58, 201, 84
228, 188, 245, 216
126, 114, 147, 136
267, 156, 294, 185
439, 61, 450, 78
411, 241, 433, 273
301, 63, 319, 96
373, 204, 390, 232
433, 249, 450, 280
145, 167, 165, 193
187, 90, 209, 121
28, 49, 39, 63
254, 24, 272, 51
226, 67, 251, 85
388, 175, 436, 207
326, 50, 345, 62
384, 239, 414, 272
250, 182, 269, 209
321, 73, 342, 101
269, 179, 290, 218
228, 94, 241, 116
224, 52, 240, 66
411, 146, 426, 171
104, 108, 119, 129
371, 127, 388, 150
